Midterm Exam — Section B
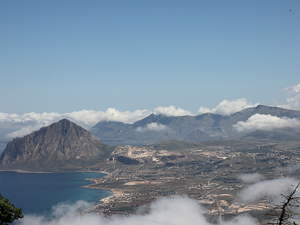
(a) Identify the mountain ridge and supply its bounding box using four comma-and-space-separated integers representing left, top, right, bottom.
91, 105, 300, 145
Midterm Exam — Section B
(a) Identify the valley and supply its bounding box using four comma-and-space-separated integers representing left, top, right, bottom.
82, 138, 300, 223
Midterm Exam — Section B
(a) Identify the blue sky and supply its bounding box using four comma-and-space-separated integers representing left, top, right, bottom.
1, 0, 300, 115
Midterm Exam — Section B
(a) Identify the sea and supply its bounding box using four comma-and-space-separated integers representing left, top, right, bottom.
0, 171, 112, 217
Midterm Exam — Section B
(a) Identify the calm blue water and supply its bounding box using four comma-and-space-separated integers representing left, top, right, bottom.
0, 171, 112, 216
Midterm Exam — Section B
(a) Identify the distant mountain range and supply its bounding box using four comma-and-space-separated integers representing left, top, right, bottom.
91, 105, 300, 145
1, 105, 300, 172
0, 119, 113, 171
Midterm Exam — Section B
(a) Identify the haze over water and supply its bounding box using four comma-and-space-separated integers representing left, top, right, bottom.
0, 171, 112, 216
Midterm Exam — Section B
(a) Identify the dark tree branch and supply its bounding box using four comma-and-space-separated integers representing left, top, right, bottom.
266, 182, 300, 225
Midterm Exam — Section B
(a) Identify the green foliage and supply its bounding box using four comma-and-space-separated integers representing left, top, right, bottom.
0, 194, 23, 225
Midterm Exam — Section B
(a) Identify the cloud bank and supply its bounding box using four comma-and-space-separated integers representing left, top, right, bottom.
233, 114, 300, 132
0, 112, 62, 124
154, 105, 193, 117
198, 98, 259, 116
136, 122, 170, 132
237, 173, 265, 184
17, 196, 259, 225
0, 106, 193, 139
0, 109, 152, 139
0, 109, 151, 126
238, 177, 299, 204
275, 163, 300, 174
2, 81, 300, 139
66, 108, 152, 126
5, 122, 51, 139
15, 175, 300, 225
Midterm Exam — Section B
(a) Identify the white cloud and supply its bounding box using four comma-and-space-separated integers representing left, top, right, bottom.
277, 82, 300, 110
0, 93, 294, 139
275, 163, 300, 174
0, 112, 62, 123
197, 106, 212, 115
238, 177, 299, 204
18, 196, 259, 225
6, 122, 51, 138
2, 107, 192, 138
237, 173, 265, 184
3, 83, 300, 139
0, 113, 21, 123
51, 200, 92, 218
65, 108, 151, 125
0, 109, 152, 139
1, 109, 151, 127
154, 105, 193, 117
197, 98, 259, 116
1, 112, 64, 138
136, 122, 170, 132
233, 114, 300, 132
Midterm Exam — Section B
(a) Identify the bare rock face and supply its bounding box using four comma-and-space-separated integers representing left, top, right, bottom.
0, 119, 113, 171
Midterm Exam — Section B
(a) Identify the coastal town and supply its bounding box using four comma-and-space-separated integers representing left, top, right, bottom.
84, 138, 300, 222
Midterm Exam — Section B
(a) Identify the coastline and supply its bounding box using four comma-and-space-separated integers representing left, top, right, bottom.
83, 172, 122, 205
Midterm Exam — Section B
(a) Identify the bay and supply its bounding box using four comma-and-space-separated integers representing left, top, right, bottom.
0, 171, 112, 216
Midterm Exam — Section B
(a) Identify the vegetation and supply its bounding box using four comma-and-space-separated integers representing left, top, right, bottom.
0, 194, 23, 225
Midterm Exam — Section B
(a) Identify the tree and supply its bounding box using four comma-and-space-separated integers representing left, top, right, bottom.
0, 194, 23, 225
266, 182, 300, 225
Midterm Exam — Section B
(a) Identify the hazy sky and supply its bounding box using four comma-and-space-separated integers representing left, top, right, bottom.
1, 0, 300, 114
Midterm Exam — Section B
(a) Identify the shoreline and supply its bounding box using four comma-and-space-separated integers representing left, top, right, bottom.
83, 172, 123, 205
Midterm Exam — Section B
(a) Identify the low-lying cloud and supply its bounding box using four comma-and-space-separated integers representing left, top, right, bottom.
233, 114, 300, 132
0, 109, 151, 127
238, 177, 299, 204
66, 108, 152, 126
5, 122, 51, 139
136, 122, 170, 132
0, 112, 62, 124
237, 173, 265, 184
275, 163, 300, 174
0, 106, 189, 138
14, 176, 300, 225
154, 105, 193, 117
198, 98, 259, 116
1, 109, 152, 139
17, 196, 259, 225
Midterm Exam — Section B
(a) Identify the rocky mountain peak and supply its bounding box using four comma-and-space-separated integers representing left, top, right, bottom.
0, 119, 113, 171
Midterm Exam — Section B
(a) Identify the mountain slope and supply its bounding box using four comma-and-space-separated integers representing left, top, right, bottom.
91, 105, 300, 144
0, 119, 113, 171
